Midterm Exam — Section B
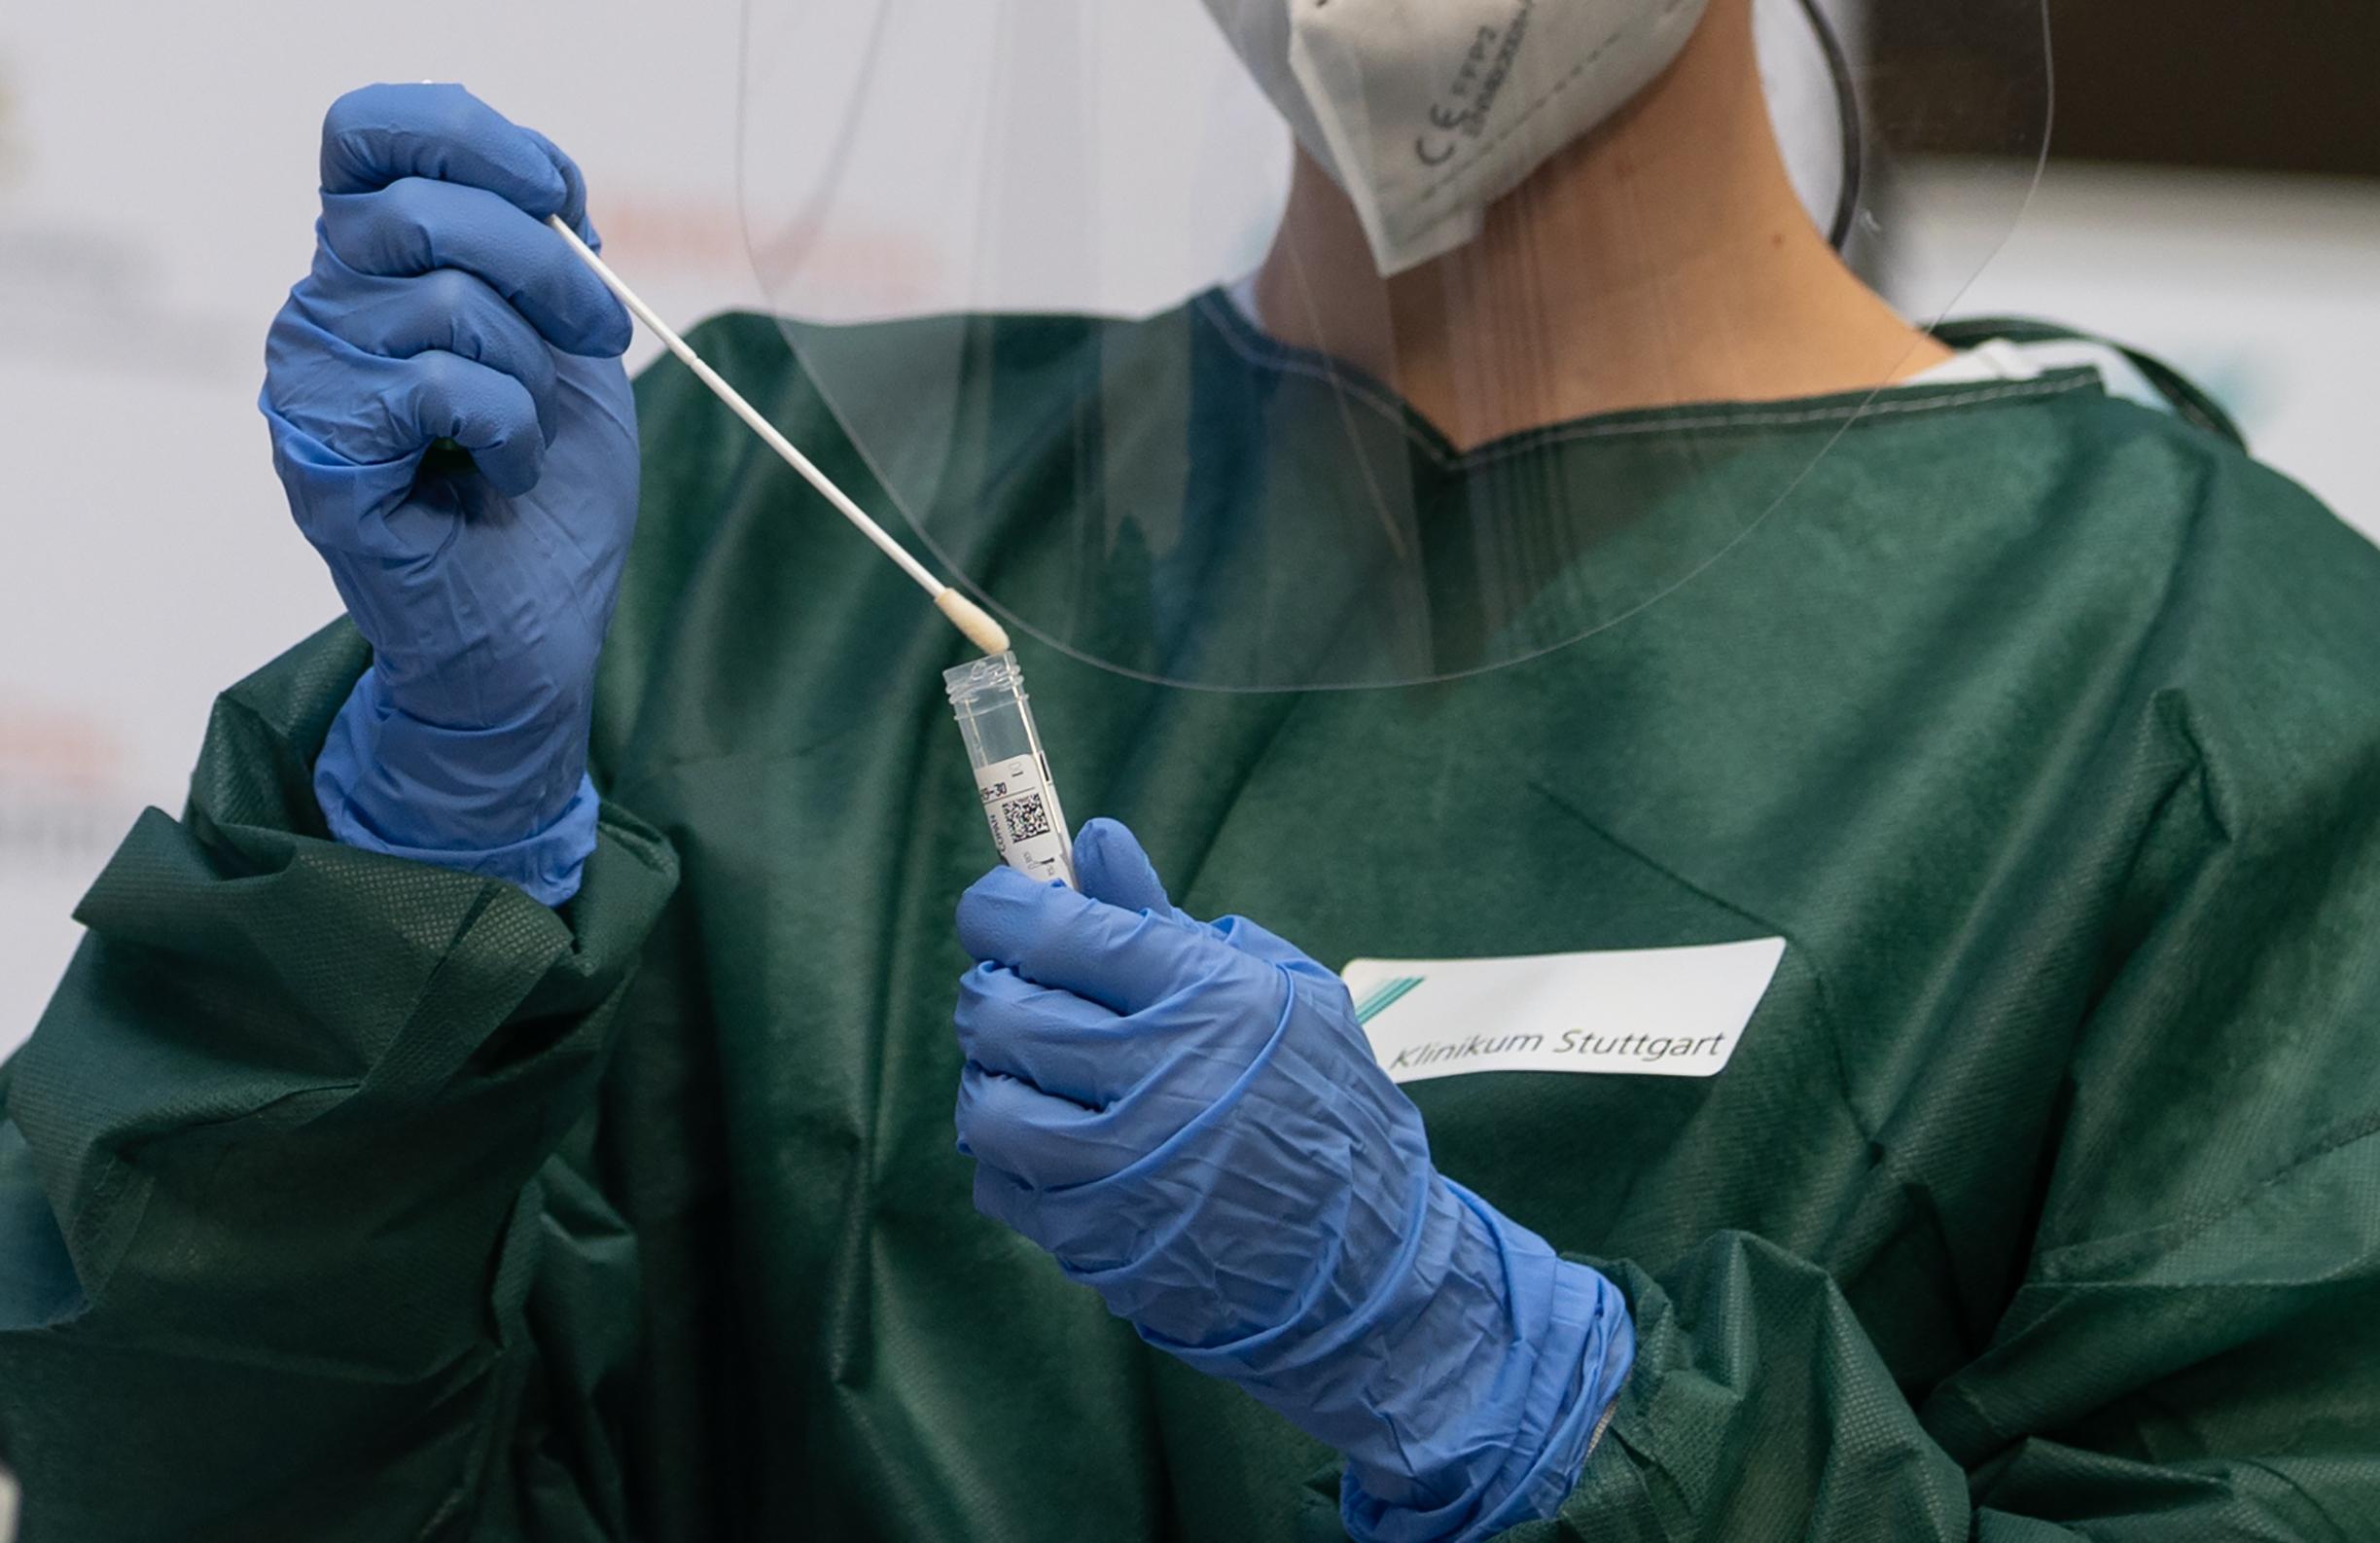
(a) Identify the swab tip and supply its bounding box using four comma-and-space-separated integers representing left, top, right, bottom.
936, 589, 1012, 657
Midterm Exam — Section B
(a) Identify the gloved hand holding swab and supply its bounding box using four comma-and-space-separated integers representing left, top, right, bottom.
544, 215, 1011, 659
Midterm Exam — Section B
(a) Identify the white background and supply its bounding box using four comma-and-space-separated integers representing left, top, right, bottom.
2, 5, 2375, 1059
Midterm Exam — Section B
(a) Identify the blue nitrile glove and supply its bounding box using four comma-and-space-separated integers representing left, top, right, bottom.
263, 83, 639, 906
953, 819, 1635, 1543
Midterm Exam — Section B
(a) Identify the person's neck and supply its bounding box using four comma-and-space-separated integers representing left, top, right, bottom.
1248, 0, 1948, 449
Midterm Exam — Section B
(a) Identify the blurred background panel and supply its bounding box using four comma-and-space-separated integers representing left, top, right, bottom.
2042, 0, 2377, 179
1, 0, 2374, 1057
1875, 0, 2380, 554
0, 0, 757, 1051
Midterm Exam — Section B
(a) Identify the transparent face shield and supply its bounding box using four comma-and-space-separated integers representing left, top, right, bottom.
737, 0, 2050, 691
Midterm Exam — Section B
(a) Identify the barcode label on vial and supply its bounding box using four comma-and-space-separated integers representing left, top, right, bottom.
975, 756, 1073, 883
998, 793, 1053, 844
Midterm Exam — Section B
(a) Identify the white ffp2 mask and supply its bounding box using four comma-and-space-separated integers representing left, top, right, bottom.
1201, 0, 1711, 274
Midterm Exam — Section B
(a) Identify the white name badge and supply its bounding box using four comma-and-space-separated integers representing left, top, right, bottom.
1342, 939, 1787, 1084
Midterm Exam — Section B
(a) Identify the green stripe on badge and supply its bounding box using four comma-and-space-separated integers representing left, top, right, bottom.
1353, 976, 1425, 1025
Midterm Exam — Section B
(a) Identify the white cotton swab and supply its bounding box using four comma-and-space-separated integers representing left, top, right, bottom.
543, 215, 1012, 659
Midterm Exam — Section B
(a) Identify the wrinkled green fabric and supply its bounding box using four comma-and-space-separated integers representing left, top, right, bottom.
4, 305, 2379, 1542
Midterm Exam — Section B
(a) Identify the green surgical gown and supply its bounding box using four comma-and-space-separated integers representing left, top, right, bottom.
4, 305, 2379, 1541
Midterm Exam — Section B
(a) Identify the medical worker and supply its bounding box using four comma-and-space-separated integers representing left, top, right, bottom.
3, 0, 2378, 1538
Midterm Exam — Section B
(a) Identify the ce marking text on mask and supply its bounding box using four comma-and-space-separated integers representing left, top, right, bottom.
1418, 1, 1538, 165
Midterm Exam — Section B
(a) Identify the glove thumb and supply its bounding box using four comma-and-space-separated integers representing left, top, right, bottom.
1073, 817, 1174, 915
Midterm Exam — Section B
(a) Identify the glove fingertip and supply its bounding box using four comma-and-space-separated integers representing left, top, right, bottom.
475, 434, 545, 498
595, 296, 634, 360
554, 291, 634, 363
955, 866, 1030, 961
517, 124, 593, 231
971, 1164, 1024, 1226
1075, 817, 1172, 915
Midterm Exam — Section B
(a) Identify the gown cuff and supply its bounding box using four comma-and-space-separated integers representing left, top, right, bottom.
314, 667, 601, 907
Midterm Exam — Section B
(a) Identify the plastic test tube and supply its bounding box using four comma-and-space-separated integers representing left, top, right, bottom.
944, 652, 1078, 887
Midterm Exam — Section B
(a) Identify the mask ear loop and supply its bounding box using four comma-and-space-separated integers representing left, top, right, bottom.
1796, 0, 1865, 251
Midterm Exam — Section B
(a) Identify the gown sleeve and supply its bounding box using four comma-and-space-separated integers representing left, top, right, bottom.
0, 622, 680, 1541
